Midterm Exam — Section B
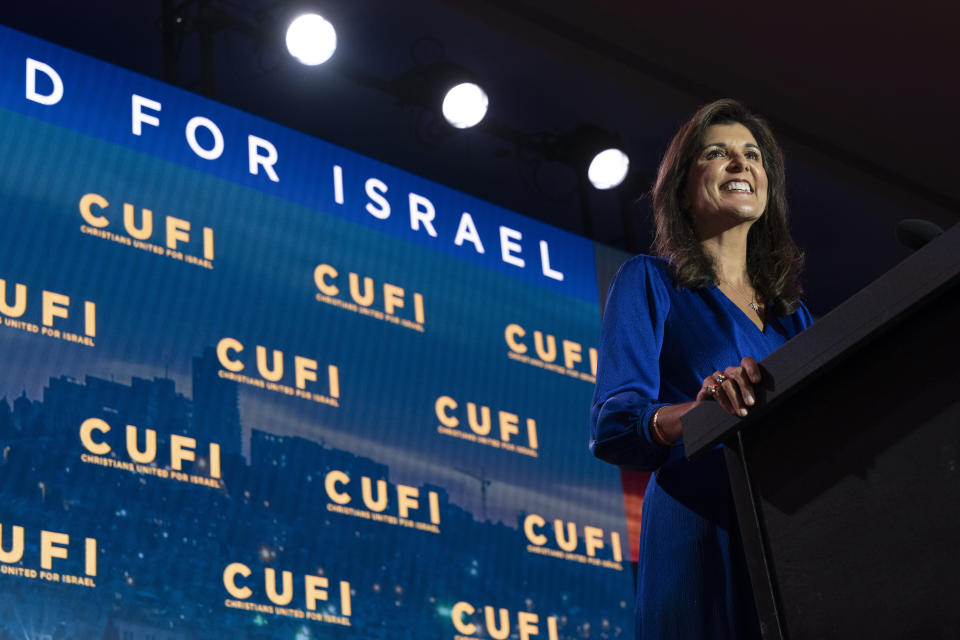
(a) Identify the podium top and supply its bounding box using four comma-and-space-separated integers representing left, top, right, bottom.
682, 223, 960, 458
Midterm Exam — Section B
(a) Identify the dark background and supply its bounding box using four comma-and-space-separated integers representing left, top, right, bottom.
4, 0, 957, 314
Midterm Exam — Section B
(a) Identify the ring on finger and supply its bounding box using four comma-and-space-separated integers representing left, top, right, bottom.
706, 384, 718, 397
714, 373, 727, 385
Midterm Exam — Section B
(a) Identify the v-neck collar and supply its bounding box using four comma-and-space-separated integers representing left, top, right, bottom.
711, 285, 768, 334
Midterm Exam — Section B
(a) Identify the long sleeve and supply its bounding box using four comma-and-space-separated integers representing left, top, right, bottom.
589, 256, 672, 471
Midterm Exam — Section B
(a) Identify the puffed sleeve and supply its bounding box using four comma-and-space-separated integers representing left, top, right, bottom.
589, 256, 672, 471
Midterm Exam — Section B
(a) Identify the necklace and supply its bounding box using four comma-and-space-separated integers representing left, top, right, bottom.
721, 280, 761, 313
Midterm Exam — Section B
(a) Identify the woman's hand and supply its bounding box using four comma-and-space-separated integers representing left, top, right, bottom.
696, 356, 761, 417
650, 357, 762, 446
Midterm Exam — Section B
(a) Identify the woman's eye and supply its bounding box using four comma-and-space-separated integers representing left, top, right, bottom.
705, 149, 725, 159
746, 151, 761, 160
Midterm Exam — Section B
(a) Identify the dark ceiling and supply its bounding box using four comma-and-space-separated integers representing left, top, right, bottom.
4, 0, 958, 314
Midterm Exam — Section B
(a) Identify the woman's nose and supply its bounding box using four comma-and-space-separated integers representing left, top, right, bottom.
727, 153, 750, 172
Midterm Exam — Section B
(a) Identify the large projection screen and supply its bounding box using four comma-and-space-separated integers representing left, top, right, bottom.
0, 25, 638, 639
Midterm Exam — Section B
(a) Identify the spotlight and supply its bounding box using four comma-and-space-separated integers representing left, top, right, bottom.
285, 13, 337, 66
587, 148, 630, 190
441, 82, 489, 129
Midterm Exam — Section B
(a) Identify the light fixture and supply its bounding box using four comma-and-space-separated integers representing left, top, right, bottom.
441, 82, 489, 129
587, 148, 630, 190
285, 13, 337, 66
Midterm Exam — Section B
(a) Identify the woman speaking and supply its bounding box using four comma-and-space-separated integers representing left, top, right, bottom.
590, 99, 811, 639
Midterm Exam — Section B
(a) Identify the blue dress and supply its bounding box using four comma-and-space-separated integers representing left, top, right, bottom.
590, 255, 812, 640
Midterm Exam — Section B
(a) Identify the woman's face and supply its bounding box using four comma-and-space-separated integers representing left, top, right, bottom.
684, 122, 769, 227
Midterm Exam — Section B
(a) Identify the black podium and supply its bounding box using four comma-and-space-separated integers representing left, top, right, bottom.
682, 224, 960, 639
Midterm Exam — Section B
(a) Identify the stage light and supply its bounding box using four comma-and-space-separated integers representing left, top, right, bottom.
587, 148, 630, 190
285, 14, 337, 66
441, 82, 489, 129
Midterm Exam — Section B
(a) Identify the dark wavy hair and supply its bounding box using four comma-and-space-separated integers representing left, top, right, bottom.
651, 99, 804, 315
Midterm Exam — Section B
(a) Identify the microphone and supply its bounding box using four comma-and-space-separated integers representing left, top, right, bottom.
896, 218, 944, 250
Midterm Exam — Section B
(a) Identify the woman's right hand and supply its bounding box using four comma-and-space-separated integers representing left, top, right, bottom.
652, 357, 763, 446
696, 356, 761, 417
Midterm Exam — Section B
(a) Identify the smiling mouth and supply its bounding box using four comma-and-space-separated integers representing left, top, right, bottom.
722, 181, 753, 193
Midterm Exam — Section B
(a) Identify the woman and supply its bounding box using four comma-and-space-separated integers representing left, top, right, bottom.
590, 99, 811, 639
